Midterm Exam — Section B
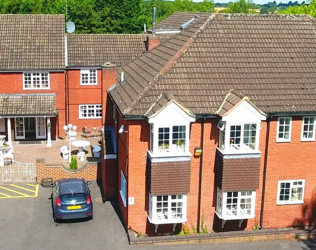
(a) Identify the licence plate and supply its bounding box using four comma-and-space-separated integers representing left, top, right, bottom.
68, 205, 81, 210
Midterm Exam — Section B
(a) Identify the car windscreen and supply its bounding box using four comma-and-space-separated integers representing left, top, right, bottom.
60, 193, 87, 204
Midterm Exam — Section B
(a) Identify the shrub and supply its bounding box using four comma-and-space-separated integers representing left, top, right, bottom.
69, 155, 78, 169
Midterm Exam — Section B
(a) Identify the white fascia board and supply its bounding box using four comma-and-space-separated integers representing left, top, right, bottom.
148, 102, 195, 125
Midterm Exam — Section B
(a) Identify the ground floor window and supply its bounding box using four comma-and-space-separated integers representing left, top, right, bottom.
120, 170, 127, 207
148, 193, 187, 224
216, 188, 256, 220
277, 179, 305, 205
79, 104, 102, 119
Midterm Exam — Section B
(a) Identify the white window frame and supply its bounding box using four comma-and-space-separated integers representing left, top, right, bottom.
150, 124, 190, 157
79, 104, 102, 119
148, 193, 187, 224
23, 72, 50, 90
120, 170, 127, 207
80, 69, 97, 85
277, 179, 305, 205
218, 121, 260, 153
215, 188, 256, 220
301, 116, 315, 141
277, 117, 292, 142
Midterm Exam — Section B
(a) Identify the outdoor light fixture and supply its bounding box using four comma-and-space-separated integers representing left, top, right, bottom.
194, 147, 202, 157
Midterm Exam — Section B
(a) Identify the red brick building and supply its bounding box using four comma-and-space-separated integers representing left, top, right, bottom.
0, 15, 66, 145
107, 13, 316, 235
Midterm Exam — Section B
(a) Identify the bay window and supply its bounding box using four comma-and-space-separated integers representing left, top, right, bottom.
218, 121, 259, 153
148, 194, 187, 224
150, 124, 189, 156
216, 188, 256, 220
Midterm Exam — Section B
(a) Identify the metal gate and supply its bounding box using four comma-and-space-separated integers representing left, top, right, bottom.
1, 161, 36, 183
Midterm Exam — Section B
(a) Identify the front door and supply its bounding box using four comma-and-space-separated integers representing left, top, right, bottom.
36, 117, 46, 139
15, 118, 25, 140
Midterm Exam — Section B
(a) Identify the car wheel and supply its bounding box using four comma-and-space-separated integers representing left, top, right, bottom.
53, 212, 59, 223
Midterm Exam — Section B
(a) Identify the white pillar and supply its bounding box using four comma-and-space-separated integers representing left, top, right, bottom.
47, 117, 52, 147
7, 118, 12, 146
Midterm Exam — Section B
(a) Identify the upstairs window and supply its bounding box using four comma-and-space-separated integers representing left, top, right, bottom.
277, 180, 305, 205
219, 122, 258, 152
80, 69, 97, 85
301, 117, 315, 141
148, 193, 187, 224
79, 104, 102, 119
277, 117, 292, 142
151, 125, 188, 155
23, 72, 50, 89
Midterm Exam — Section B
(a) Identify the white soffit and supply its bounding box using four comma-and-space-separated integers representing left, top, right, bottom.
222, 100, 266, 123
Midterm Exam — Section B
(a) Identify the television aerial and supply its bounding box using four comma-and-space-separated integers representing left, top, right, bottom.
66, 21, 75, 33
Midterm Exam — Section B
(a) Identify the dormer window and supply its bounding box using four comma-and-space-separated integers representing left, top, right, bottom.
216, 99, 266, 154
148, 102, 195, 157
219, 122, 259, 152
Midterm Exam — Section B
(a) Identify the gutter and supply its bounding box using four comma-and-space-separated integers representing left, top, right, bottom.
197, 117, 205, 233
260, 115, 271, 230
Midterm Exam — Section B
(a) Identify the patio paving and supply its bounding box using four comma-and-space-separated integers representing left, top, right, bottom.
11, 133, 102, 167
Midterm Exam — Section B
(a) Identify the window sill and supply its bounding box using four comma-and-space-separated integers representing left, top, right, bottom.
300, 139, 315, 142
277, 201, 304, 205
215, 210, 255, 220
147, 215, 187, 225
80, 83, 98, 86
23, 88, 50, 90
148, 150, 192, 158
79, 117, 102, 120
276, 139, 291, 143
217, 147, 261, 155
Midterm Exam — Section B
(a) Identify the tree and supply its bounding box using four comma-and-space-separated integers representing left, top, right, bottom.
260, 6, 269, 13
224, 0, 253, 13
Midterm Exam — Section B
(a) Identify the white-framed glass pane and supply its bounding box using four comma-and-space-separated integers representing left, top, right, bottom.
120, 170, 127, 207
158, 127, 170, 152
302, 117, 315, 140
79, 104, 102, 119
278, 180, 305, 204
172, 126, 186, 152
243, 124, 256, 150
23, 73, 50, 89
278, 117, 291, 140
229, 125, 241, 149
226, 191, 238, 216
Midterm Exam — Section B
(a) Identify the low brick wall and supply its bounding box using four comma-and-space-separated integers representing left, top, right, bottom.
36, 158, 100, 182
128, 228, 296, 246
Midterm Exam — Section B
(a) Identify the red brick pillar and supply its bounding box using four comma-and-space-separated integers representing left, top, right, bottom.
36, 158, 46, 182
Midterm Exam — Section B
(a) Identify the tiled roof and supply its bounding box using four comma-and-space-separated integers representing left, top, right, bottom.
110, 14, 316, 117
154, 12, 210, 30
0, 94, 57, 115
67, 34, 149, 67
0, 15, 65, 70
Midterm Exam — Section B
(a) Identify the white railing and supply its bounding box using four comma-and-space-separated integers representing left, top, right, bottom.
1, 161, 36, 183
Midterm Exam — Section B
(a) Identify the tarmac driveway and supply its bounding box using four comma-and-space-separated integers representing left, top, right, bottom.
0, 181, 314, 250
0, 182, 128, 250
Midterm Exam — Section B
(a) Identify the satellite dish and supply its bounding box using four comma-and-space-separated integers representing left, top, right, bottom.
66, 21, 75, 33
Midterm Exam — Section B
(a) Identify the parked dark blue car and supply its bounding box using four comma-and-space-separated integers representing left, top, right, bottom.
50, 178, 93, 222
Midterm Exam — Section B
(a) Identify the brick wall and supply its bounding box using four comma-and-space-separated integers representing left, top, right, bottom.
262, 116, 316, 229
36, 159, 100, 182
67, 67, 117, 132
